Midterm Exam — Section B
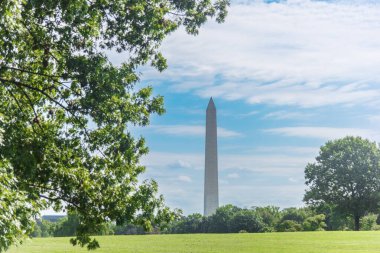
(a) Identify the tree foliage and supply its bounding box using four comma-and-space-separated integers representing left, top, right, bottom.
228, 209, 264, 233
280, 207, 310, 224
304, 136, 380, 231
0, 0, 229, 250
53, 213, 80, 237
276, 220, 302, 232
0, 162, 38, 252
165, 205, 328, 234
167, 213, 205, 234
302, 214, 326, 231
206, 204, 241, 233
252, 206, 281, 232
359, 213, 379, 231
312, 203, 352, 231
30, 219, 54, 238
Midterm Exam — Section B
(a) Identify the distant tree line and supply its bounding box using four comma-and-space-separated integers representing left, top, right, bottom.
164, 204, 380, 234
31, 213, 144, 238
31, 204, 380, 238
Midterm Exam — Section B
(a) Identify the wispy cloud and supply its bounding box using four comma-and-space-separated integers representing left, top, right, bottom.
265, 126, 380, 140
150, 125, 242, 137
178, 175, 192, 183
368, 115, 380, 123
144, 1, 380, 108
238, 110, 260, 118
227, 173, 240, 179
253, 146, 319, 155
141, 152, 203, 171
264, 110, 314, 120
142, 150, 312, 175
167, 160, 193, 170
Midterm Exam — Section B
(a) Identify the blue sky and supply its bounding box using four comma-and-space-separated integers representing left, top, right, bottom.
44, 0, 380, 215
129, 0, 380, 215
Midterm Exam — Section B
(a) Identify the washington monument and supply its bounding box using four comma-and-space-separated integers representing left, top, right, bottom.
204, 97, 219, 216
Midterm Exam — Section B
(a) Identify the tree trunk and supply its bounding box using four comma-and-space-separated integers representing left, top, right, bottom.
354, 214, 360, 231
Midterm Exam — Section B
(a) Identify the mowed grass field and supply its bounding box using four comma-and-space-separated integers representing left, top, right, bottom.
8, 232, 380, 253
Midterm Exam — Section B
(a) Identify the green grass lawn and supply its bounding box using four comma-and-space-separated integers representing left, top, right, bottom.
7, 232, 380, 253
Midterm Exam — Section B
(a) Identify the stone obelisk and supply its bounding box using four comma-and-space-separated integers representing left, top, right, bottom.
204, 97, 219, 216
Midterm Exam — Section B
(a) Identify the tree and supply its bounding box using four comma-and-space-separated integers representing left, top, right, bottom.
53, 212, 114, 236
167, 213, 205, 234
280, 207, 311, 224
359, 213, 378, 231
228, 209, 264, 233
311, 203, 352, 231
0, 0, 229, 251
302, 214, 326, 231
30, 219, 54, 237
304, 136, 380, 231
53, 213, 80, 237
0, 162, 37, 251
113, 223, 145, 235
207, 205, 241, 233
276, 220, 302, 232
252, 206, 281, 232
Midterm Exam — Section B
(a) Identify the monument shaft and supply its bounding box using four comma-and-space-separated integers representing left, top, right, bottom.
204, 98, 219, 216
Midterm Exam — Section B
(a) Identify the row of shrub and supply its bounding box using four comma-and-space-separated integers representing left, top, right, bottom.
165, 205, 380, 234
31, 205, 380, 237
165, 205, 326, 233
31, 214, 114, 238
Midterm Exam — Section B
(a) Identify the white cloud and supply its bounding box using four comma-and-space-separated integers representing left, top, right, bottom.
237, 110, 260, 118
253, 146, 319, 155
264, 110, 314, 120
142, 150, 312, 175
368, 115, 380, 123
244, 111, 259, 116
146, 1, 380, 108
178, 175, 192, 183
220, 184, 306, 209
220, 179, 230, 185
150, 125, 242, 137
265, 126, 380, 140
175, 160, 192, 169
227, 173, 240, 179
141, 152, 203, 171
166, 160, 193, 170
221, 154, 310, 174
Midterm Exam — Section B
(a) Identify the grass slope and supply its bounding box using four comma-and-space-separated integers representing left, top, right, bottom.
8, 231, 380, 253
